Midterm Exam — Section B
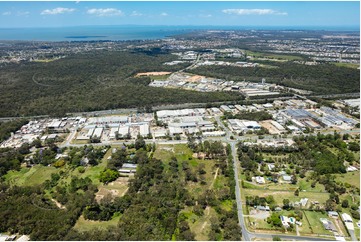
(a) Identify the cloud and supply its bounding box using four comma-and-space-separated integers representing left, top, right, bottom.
222, 9, 288, 16
87, 8, 123, 17
130, 11, 143, 16
41, 7, 75, 15
2, 11, 11, 16
160, 12, 168, 16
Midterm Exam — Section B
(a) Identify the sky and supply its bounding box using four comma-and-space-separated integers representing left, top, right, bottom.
0, 1, 359, 28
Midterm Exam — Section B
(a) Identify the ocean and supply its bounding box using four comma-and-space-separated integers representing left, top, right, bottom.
0, 25, 358, 42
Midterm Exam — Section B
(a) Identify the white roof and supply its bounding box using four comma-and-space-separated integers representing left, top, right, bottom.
16, 235, 30, 241
341, 213, 353, 222
139, 124, 149, 136
86, 128, 94, 137
169, 126, 183, 135
118, 126, 129, 136
93, 127, 103, 138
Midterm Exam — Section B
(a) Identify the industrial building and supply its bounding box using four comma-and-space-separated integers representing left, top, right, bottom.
88, 116, 129, 125
92, 127, 103, 138
228, 119, 261, 132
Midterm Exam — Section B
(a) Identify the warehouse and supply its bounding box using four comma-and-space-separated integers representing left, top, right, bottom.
139, 124, 150, 136
169, 126, 183, 135
86, 128, 94, 138
220, 105, 231, 112
109, 127, 119, 139
92, 127, 103, 138
88, 116, 128, 125
118, 126, 129, 136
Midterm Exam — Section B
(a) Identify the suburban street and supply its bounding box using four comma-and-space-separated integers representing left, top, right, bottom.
214, 116, 344, 241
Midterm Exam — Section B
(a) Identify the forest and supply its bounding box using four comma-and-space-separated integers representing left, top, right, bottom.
0, 137, 242, 240
188, 62, 360, 95
0, 50, 242, 117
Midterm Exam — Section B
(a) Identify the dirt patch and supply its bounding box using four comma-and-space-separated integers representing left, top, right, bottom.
96, 177, 129, 203
136, 72, 172, 77
51, 198, 66, 210
249, 209, 270, 220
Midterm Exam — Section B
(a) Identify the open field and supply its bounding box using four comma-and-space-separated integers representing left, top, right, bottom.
335, 171, 360, 188
73, 215, 120, 232
180, 206, 218, 241
136, 71, 172, 76
245, 50, 304, 61
242, 188, 329, 206
333, 63, 360, 69
4, 165, 58, 186
241, 177, 326, 193
96, 177, 129, 202
303, 211, 335, 236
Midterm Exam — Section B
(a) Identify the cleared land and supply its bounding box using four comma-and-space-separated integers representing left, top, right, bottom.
73, 215, 120, 232
4, 165, 57, 186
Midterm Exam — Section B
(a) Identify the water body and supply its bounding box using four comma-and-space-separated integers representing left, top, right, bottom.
0, 25, 358, 41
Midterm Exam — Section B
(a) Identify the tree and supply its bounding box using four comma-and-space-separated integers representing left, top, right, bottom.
273, 236, 282, 241
32, 138, 42, 148
283, 199, 291, 210
135, 135, 146, 150
267, 213, 282, 227
341, 199, 349, 208
291, 174, 297, 185
99, 169, 119, 184
294, 189, 299, 197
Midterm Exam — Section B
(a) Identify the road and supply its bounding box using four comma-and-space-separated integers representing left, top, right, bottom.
214, 116, 339, 241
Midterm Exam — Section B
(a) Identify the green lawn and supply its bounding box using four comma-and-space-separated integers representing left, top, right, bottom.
4, 165, 58, 186
335, 171, 360, 189
220, 200, 234, 212
245, 50, 304, 61
333, 63, 360, 69
73, 215, 120, 232
243, 188, 329, 206
303, 211, 334, 236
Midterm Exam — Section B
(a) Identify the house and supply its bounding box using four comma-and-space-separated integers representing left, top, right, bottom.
256, 205, 270, 211
80, 157, 89, 166
268, 164, 275, 171
341, 213, 353, 223
335, 236, 346, 241
300, 198, 308, 207
320, 218, 337, 232
280, 216, 290, 228
328, 211, 339, 218
346, 166, 358, 172
0, 235, 9, 242
255, 176, 265, 184
16, 235, 30, 241
282, 175, 292, 182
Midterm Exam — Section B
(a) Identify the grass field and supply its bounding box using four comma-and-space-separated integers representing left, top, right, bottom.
333, 63, 360, 69
4, 165, 58, 186
245, 50, 304, 61
303, 211, 334, 235
73, 215, 120, 232
180, 206, 217, 241
242, 188, 329, 206
335, 171, 360, 188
